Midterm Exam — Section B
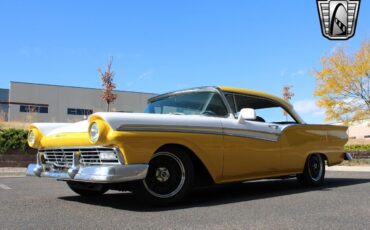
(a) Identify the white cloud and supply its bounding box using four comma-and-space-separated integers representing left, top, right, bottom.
279, 69, 306, 78
137, 70, 155, 80
293, 99, 325, 118
291, 69, 305, 76
124, 81, 134, 87
123, 69, 155, 88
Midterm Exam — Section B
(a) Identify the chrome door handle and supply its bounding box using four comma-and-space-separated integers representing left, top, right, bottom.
268, 125, 280, 130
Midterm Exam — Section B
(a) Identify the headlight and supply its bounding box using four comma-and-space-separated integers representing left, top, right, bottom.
28, 128, 41, 148
28, 130, 36, 146
89, 122, 100, 143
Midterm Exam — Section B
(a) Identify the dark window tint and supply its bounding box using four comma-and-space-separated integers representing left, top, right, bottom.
20, 105, 28, 112
224, 93, 236, 114
20, 105, 48, 114
39, 107, 48, 113
67, 108, 77, 115
235, 94, 277, 112
204, 93, 228, 116
67, 108, 93, 115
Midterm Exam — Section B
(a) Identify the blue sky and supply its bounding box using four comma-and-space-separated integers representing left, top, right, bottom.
0, 1, 368, 123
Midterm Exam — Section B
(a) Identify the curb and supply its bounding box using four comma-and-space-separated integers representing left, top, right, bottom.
0, 167, 26, 178
326, 166, 370, 172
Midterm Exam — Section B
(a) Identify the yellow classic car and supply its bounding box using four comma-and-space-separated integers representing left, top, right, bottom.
27, 86, 350, 205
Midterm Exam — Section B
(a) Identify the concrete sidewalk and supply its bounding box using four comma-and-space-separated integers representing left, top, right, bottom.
0, 167, 26, 177
326, 165, 370, 172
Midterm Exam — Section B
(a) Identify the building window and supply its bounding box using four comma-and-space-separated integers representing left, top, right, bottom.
20, 105, 48, 113
67, 108, 93, 116
364, 135, 370, 139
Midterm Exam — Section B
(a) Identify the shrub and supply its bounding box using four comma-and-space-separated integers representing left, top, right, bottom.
344, 144, 370, 152
0, 128, 28, 153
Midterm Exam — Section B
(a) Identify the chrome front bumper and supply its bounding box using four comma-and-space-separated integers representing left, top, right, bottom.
26, 163, 148, 183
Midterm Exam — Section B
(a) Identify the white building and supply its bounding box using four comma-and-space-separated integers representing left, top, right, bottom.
0, 81, 157, 122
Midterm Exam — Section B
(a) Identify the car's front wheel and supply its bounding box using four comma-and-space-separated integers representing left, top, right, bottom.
132, 148, 194, 205
67, 181, 108, 196
297, 153, 325, 186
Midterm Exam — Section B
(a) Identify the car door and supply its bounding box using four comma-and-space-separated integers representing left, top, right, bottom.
222, 118, 282, 180
221, 93, 286, 181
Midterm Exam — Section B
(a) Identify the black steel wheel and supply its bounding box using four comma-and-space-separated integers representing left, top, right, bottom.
67, 181, 108, 196
132, 148, 194, 205
297, 154, 325, 186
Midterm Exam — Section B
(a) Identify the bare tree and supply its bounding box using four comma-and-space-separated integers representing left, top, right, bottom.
98, 57, 117, 112
282, 85, 294, 121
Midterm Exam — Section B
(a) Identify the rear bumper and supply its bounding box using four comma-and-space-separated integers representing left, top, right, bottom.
26, 163, 148, 183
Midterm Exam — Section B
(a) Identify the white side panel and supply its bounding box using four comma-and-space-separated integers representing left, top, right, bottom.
221, 119, 292, 142
92, 112, 223, 130
33, 120, 89, 136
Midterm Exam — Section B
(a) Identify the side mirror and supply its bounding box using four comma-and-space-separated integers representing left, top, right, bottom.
237, 108, 256, 124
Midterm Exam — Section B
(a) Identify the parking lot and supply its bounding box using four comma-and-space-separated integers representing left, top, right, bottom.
1, 171, 370, 230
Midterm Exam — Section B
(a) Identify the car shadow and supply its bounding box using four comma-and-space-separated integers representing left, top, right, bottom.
59, 177, 370, 211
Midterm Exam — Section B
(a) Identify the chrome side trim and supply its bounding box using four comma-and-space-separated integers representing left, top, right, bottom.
118, 124, 222, 135
26, 163, 148, 183
223, 127, 279, 142
118, 124, 279, 142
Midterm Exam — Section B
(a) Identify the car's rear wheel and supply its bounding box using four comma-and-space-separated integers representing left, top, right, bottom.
67, 181, 108, 196
132, 148, 194, 205
297, 153, 325, 186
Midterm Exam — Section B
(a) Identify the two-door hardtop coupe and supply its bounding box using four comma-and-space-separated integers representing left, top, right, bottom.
27, 86, 350, 204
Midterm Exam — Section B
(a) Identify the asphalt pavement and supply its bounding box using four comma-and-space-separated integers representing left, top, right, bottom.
0, 171, 370, 230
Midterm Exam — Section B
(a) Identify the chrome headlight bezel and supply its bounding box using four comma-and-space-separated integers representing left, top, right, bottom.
89, 122, 100, 143
28, 130, 36, 146
28, 128, 42, 148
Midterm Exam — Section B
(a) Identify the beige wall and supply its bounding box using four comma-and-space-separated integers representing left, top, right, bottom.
333, 120, 370, 144
347, 120, 370, 144
8, 82, 156, 122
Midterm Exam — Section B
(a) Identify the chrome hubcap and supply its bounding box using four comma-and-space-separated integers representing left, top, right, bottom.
308, 154, 323, 182
143, 152, 186, 199
155, 167, 170, 182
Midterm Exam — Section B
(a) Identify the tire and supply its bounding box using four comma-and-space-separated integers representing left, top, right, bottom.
67, 181, 108, 196
297, 154, 325, 186
131, 148, 194, 205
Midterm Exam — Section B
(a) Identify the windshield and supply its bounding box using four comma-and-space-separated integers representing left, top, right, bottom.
144, 91, 228, 117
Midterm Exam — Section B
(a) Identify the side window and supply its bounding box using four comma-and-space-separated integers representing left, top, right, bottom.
224, 93, 236, 114
255, 107, 295, 123
235, 94, 255, 112
234, 94, 296, 123
204, 93, 228, 116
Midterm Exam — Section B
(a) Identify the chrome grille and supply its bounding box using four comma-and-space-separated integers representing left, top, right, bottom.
39, 147, 121, 168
